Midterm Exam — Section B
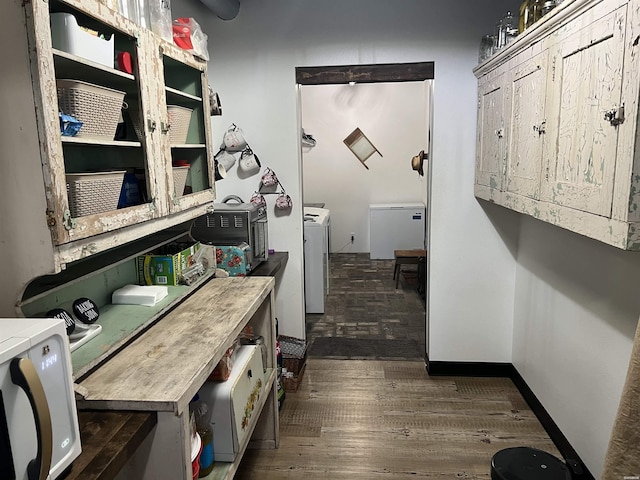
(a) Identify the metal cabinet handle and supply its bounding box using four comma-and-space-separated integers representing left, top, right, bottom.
605, 104, 625, 126
533, 121, 546, 135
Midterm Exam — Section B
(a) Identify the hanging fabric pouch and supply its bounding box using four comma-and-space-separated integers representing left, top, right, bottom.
261, 167, 279, 187
275, 191, 293, 210
250, 191, 266, 207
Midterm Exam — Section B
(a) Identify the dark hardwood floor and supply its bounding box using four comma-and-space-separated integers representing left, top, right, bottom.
234, 254, 560, 478
305, 253, 425, 356
235, 359, 560, 479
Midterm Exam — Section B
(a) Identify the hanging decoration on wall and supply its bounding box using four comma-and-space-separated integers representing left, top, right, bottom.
238, 146, 261, 175
214, 157, 227, 181
301, 128, 316, 148
257, 167, 293, 213
260, 167, 279, 188
222, 123, 247, 152
411, 150, 427, 177
215, 148, 237, 172
343, 127, 382, 170
209, 85, 222, 116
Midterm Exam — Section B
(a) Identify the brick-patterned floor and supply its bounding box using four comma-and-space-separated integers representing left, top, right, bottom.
305, 253, 426, 355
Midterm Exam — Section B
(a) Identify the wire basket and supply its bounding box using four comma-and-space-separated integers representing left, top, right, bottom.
57, 79, 125, 140
173, 166, 189, 197
66, 171, 125, 217
167, 105, 193, 144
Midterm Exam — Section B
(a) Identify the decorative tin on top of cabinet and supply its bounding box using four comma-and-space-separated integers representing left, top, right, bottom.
14, 0, 215, 267
474, 0, 640, 250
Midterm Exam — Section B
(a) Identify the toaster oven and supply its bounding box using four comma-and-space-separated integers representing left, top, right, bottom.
190, 197, 268, 269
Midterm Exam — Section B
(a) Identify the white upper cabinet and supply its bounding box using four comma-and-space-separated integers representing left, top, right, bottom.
476, 64, 509, 193
541, 3, 626, 217
506, 48, 549, 200
474, 0, 640, 250
18, 0, 215, 266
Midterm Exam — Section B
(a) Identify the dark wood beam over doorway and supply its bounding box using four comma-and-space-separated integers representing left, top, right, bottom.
295, 62, 435, 85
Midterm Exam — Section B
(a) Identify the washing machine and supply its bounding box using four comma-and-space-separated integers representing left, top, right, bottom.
303, 207, 330, 313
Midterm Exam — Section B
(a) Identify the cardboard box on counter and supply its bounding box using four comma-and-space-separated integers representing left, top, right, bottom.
137, 242, 201, 286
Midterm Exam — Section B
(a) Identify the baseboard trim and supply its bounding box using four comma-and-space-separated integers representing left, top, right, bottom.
426, 359, 514, 377
424, 356, 594, 480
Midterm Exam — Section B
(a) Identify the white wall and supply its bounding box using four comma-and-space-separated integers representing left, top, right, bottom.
172, 0, 635, 473
179, 0, 521, 354
513, 217, 639, 476
301, 82, 429, 253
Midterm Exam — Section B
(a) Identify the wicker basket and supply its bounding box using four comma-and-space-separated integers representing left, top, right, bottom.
173, 166, 189, 197
126, 103, 145, 141
66, 171, 125, 217
127, 105, 193, 144
167, 105, 193, 144
57, 79, 125, 140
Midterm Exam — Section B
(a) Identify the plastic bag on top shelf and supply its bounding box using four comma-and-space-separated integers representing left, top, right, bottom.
149, 0, 173, 41
172, 17, 209, 60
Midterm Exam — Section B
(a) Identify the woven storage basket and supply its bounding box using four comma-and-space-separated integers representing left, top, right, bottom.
167, 105, 193, 144
280, 336, 307, 358
126, 103, 145, 141
172, 166, 189, 197
57, 79, 125, 140
66, 171, 125, 217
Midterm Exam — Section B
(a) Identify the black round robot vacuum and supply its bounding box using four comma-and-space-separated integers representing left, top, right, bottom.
491, 447, 572, 480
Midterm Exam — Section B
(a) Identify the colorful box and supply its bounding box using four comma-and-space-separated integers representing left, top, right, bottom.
137, 242, 200, 286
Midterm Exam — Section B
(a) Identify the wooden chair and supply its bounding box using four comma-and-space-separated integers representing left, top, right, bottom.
393, 249, 427, 289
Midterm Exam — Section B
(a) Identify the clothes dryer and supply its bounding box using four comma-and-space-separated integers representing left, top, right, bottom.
303, 207, 330, 313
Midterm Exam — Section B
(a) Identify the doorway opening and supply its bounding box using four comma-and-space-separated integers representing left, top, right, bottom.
296, 62, 434, 360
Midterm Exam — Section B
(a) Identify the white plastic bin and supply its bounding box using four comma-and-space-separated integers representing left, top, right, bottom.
50, 13, 115, 68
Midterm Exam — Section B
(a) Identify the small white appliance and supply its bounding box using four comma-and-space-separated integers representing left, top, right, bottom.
369, 203, 426, 259
197, 345, 265, 462
0, 318, 82, 480
303, 207, 330, 314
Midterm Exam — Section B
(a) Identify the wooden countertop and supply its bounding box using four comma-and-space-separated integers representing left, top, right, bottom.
76, 276, 274, 415
249, 251, 288, 277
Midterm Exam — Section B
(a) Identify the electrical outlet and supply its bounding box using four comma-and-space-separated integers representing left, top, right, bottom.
350, 232, 355, 243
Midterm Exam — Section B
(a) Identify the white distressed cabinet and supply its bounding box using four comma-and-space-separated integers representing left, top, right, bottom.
540, 1, 627, 217
506, 48, 548, 200
475, 64, 509, 193
474, 0, 640, 250
1, 0, 216, 315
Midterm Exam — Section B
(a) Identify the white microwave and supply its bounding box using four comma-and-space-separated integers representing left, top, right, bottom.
0, 318, 81, 480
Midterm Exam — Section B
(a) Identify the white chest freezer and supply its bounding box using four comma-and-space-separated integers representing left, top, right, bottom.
369, 203, 425, 259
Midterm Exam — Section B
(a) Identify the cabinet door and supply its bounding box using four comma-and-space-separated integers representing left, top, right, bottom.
506, 50, 549, 199
476, 66, 509, 191
26, 0, 163, 245
25, 0, 215, 255
157, 45, 216, 213
541, 6, 626, 217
